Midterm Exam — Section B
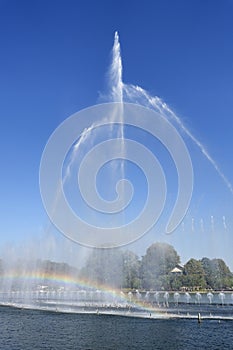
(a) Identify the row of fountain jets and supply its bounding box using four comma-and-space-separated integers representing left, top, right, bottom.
0, 290, 231, 306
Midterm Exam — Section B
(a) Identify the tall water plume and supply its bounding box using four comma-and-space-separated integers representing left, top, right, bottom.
61, 31, 233, 237
107, 31, 233, 195
107, 31, 125, 227
109, 31, 123, 103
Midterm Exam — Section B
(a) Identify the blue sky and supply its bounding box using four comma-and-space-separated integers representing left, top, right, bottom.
0, 0, 233, 268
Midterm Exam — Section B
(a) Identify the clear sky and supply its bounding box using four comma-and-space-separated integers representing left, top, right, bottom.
0, 0, 233, 268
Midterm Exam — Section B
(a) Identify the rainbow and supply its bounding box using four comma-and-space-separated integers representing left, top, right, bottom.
0, 271, 163, 314
0, 270, 118, 292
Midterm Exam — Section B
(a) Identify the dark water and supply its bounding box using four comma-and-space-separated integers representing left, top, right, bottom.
0, 306, 233, 350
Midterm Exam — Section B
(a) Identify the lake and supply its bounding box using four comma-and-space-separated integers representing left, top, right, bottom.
0, 305, 233, 349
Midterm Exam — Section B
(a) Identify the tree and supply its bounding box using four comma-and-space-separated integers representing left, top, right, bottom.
140, 242, 180, 290
183, 258, 206, 289
122, 251, 141, 289
169, 273, 184, 291
80, 249, 124, 288
201, 257, 233, 290
201, 257, 215, 289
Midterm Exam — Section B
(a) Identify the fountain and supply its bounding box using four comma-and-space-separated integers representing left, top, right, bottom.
128, 291, 132, 303
164, 292, 169, 307
218, 292, 225, 305
135, 290, 142, 301
145, 291, 150, 302
207, 292, 213, 304
154, 292, 160, 305
185, 292, 191, 304
0, 32, 233, 322
174, 292, 180, 305
195, 293, 202, 304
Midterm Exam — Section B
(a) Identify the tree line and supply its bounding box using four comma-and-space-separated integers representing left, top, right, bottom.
80, 242, 233, 291
0, 242, 232, 291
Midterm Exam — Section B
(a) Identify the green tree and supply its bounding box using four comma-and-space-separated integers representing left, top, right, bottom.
201, 257, 215, 289
183, 258, 206, 289
201, 257, 233, 290
140, 242, 180, 290
169, 273, 184, 291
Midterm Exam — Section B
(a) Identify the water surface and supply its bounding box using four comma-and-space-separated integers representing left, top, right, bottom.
0, 306, 232, 350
